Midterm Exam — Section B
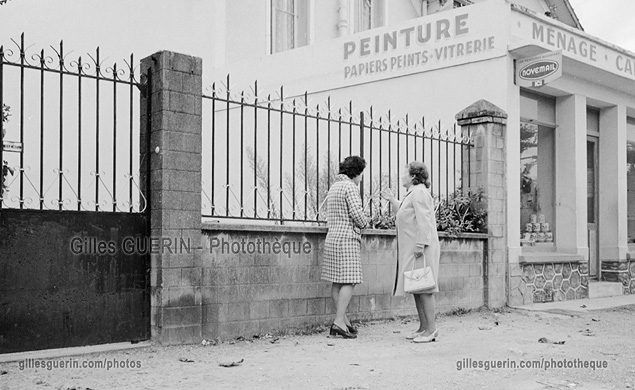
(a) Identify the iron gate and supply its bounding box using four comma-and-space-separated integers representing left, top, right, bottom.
0, 34, 150, 353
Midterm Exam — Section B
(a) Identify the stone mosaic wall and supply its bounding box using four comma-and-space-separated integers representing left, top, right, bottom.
521, 262, 589, 303
601, 260, 635, 294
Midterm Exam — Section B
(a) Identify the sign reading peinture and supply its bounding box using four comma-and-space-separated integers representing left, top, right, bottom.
341, 7, 500, 80
515, 50, 562, 87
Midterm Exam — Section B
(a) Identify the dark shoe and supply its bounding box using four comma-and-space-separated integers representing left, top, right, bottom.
347, 324, 358, 334
329, 324, 357, 339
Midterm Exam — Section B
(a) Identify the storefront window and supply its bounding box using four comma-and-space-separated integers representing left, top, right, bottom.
520, 91, 556, 246
520, 122, 555, 244
627, 117, 635, 243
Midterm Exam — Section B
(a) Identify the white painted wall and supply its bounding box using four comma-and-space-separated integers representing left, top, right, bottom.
211, 0, 511, 122
216, 0, 558, 67
225, 0, 269, 63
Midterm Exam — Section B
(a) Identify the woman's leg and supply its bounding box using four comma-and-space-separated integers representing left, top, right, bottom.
331, 283, 352, 327
331, 283, 341, 306
413, 294, 428, 332
420, 293, 437, 335
333, 283, 354, 329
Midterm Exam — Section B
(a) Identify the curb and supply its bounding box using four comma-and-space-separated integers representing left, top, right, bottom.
0, 341, 152, 363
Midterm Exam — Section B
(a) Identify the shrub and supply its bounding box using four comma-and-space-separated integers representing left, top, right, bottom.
435, 188, 487, 236
367, 188, 487, 235
368, 208, 396, 230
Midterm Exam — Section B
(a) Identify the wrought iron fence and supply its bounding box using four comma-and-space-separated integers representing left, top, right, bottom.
0, 34, 146, 212
202, 76, 473, 224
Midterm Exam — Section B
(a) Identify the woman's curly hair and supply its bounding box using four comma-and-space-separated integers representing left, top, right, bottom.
339, 156, 366, 179
408, 161, 431, 188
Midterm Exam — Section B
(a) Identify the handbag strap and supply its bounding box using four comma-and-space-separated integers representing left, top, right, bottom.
409, 250, 427, 272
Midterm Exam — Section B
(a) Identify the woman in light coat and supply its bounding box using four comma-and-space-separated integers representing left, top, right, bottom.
382, 161, 440, 343
321, 156, 368, 339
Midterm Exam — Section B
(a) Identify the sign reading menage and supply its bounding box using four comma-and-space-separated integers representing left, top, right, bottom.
511, 6, 635, 82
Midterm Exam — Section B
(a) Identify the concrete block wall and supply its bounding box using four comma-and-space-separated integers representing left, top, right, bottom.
437, 237, 487, 311
200, 225, 486, 340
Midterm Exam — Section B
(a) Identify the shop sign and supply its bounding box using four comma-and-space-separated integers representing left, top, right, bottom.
2, 140, 22, 153
339, 1, 505, 81
515, 50, 562, 87
512, 8, 635, 82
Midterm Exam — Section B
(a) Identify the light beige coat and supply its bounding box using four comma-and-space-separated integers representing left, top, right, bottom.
393, 184, 440, 296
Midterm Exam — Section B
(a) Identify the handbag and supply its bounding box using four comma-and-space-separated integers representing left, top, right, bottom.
403, 252, 436, 294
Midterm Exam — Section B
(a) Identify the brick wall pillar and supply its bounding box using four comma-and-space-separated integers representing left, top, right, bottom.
456, 100, 507, 308
140, 51, 203, 344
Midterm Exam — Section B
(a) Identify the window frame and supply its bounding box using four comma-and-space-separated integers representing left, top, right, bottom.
269, 0, 310, 54
352, 0, 386, 33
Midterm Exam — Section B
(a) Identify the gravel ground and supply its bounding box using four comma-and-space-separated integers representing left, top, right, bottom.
1, 305, 634, 390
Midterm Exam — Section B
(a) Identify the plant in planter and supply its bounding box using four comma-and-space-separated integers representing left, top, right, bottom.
435, 188, 487, 236
366, 188, 487, 235
368, 207, 396, 230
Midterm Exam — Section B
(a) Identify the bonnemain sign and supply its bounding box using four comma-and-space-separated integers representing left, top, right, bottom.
515, 50, 562, 87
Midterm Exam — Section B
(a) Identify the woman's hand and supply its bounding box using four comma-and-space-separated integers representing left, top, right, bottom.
381, 188, 396, 201
381, 188, 400, 215
414, 251, 423, 258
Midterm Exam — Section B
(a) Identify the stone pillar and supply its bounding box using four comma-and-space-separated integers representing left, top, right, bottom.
599, 104, 629, 291
456, 100, 507, 308
140, 51, 203, 344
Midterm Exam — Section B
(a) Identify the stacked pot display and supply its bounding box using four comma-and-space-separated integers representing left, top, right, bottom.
523, 214, 552, 243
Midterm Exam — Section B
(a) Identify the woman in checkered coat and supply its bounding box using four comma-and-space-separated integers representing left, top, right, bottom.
321, 156, 368, 339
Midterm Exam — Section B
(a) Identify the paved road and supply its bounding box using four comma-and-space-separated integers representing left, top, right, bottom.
1, 305, 634, 390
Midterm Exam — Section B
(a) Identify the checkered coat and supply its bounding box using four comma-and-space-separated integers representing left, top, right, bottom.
321, 174, 368, 284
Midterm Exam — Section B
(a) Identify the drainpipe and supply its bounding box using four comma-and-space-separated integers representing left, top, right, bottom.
338, 0, 350, 37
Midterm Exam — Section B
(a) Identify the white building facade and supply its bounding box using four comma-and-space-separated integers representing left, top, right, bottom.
210, 0, 635, 305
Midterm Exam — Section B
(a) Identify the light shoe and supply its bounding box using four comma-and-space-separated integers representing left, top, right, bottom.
413, 329, 438, 343
405, 330, 425, 340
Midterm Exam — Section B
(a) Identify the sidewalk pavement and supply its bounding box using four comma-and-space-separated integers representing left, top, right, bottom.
2, 295, 634, 364
510, 294, 635, 316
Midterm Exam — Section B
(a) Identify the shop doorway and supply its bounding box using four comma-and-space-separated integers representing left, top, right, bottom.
587, 136, 599, 278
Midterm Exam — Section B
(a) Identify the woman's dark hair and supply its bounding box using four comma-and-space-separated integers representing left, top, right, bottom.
408, 161, 431, 188
339, 156, 366, 179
